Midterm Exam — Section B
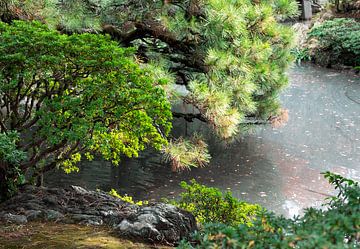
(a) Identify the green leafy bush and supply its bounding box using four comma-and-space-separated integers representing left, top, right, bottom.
178, 172, 360, 248
308, 18, 360, 67
0, 20, 172, 199
0, 131, 27, 199
169, 180, 262, 226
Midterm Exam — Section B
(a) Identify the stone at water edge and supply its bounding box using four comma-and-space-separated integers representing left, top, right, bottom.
116, 203, 197, 243
0, 185, 197, 244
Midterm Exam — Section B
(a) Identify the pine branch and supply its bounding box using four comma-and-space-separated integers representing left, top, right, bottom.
172, 112, 207, 122
173, 111, 272, 125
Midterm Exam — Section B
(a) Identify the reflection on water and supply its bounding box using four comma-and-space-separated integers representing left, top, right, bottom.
45, 64, 360, 217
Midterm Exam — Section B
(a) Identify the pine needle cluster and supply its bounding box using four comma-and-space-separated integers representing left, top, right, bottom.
162, 134, 210, 171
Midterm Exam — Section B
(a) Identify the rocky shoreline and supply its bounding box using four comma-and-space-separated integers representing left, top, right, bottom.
0, 185, 197, 245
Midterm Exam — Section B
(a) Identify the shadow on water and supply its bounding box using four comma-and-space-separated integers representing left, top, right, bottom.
45, 64, 360, 217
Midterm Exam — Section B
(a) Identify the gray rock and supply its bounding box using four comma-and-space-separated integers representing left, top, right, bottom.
70, 214, 103, 225
116, 203, 196, 244
25, 210, 43, 221
83, 217, 103, 226
2, 213, 28, 224
45, 209, 64, 221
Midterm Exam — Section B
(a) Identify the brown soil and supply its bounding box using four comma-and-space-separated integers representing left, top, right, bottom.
0, 222, 171, 249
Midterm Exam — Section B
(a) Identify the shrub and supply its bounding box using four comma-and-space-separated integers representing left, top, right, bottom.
0, 20, 172, 199
308, 18, 360, 67
178, 172, 360, 248
169, 180, 262, 227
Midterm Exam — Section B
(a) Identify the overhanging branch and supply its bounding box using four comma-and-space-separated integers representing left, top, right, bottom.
173, 111, 271, 125
172, 112, 207, 122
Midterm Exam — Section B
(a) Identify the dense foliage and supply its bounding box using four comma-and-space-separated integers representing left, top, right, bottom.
169, 180, 262, 226
178, 172, 360, 248
1, 0, 297, 170
0, 0, 299, 199
308, 18, 360, 67
0, 21, 172, 199
0, 131, 27, 197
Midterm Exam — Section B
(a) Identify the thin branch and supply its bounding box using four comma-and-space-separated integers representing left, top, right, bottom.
172, 112, 207, 122
20, 140, 67, 170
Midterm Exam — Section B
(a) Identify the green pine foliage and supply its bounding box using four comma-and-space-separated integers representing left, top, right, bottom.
55, 0, 101, 32
271, 0, 300, 20
162, 135, 211, 171
0, 20, 172, 198
158, 0, 296, 138
0, 0, 57, 24
178, 172, 360, 249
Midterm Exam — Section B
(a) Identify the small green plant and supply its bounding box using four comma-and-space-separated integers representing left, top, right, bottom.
169, 180, 262, 226
291, 47, 311, 65
109, 189, 148, 206
322, 171, 359, 208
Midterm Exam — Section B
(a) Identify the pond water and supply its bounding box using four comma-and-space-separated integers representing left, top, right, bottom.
45, 64, 360, 217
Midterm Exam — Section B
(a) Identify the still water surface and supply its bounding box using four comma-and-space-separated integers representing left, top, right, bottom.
45, 64, 360, 217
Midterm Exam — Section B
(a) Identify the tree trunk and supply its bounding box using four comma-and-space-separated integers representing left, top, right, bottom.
0, 161, 8, 201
